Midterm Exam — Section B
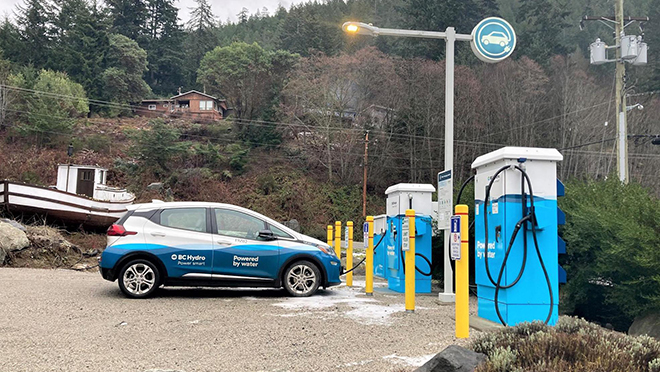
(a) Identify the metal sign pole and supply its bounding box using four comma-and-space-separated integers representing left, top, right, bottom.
439, 27, 456, 302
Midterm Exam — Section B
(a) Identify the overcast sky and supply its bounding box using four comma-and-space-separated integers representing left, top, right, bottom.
0, 0, 302, 25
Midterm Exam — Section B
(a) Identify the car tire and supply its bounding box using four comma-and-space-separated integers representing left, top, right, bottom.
499, 41, 505, 47
283, 260, 321, 297
483, 39, 489, 45
118, 259, 160, 299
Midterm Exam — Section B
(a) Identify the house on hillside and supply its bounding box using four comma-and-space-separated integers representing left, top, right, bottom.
136, 90, 229, 121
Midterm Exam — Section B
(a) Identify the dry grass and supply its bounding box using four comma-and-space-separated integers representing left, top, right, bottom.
471, 317, 660, 372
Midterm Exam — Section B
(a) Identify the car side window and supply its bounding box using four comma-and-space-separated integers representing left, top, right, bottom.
269, 224, 293, 239
160, 208, 207, 233
215, 209, 266, 240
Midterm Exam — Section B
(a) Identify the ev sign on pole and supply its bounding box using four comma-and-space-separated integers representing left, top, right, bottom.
402, 217, 410, 251
341, 17, 516, 303
470, 17, 517, 63
450, 216, 461, 260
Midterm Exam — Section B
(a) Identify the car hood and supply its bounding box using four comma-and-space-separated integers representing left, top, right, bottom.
296, 233, 329, 247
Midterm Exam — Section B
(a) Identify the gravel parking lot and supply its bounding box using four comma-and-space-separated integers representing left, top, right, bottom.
0, 268, 478, 372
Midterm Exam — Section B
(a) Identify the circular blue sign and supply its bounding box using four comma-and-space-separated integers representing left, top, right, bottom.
471, 17, 516, 63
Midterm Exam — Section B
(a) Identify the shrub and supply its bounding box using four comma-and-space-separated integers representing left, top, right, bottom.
126, 119, 189, 175
471, 316, 660, 372
559, 178, 660, 330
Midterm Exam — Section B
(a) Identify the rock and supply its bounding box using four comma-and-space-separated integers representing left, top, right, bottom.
629, 312, 660, 339
282, 219, 301, 232
0, 221, 31, 264
415, 345, 486, 372
147, 182, 164, 191
0, 219, 27, 232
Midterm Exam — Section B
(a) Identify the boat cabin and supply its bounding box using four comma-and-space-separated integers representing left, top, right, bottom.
55, 165, 133, 202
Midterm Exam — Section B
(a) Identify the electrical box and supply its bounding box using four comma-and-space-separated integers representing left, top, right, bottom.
373, 183, 435, 293
472, 147, 563, 326
633, 41, 648, 65
590, 38, 607, 65
385, 183, 435, 217
621, 35, 639, 60
373, 214, 387, 278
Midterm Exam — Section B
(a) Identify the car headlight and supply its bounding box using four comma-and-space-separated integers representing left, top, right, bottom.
303, 241, 336, 257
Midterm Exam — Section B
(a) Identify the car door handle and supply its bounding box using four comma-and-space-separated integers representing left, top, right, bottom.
216, 242, 232, 247
151, 232, 166, 237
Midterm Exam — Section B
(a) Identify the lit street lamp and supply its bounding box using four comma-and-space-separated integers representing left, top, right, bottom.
343, 18, 517, 302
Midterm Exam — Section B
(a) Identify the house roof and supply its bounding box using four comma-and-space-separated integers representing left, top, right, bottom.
141, 99, 171, 103
170, 90, 226, 101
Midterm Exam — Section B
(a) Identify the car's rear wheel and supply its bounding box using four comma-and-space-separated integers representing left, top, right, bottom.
283, 260, 321, 297
483, 39, 489, 45
118, 259, 160, 298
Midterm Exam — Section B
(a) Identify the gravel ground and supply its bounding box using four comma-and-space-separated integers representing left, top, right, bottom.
0, 268, 480, 372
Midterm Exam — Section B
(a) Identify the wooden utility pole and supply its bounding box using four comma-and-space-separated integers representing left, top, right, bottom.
583, 6, 648, 183
615, 0, 629, 184
362, 131, 369, 217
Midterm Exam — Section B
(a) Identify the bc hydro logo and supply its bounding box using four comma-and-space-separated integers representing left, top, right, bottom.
471, 17, 516, 63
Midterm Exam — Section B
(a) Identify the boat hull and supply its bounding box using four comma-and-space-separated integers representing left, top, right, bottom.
1, 180, 133, 229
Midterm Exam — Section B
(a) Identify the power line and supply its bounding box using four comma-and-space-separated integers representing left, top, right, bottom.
478, 100, 614, 139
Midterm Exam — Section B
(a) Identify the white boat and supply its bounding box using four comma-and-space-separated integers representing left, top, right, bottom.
1, 164, 135, 228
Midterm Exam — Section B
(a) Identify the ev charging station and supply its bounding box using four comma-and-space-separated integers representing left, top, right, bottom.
373, 184, 435, 293
472, 147, 564, 326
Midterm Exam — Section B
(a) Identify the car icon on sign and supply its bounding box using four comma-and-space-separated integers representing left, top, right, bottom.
481, 31, 510, 47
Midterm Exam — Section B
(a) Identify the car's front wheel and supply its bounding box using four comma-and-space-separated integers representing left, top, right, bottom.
118, 259, 160, 298
283, 260, 321, 297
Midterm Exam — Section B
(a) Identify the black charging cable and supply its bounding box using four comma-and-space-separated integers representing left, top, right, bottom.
482, 163, 554, 326
341, 233, 386, 275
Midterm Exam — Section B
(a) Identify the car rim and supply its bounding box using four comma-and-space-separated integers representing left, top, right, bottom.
287, 264, 316, 294
123, 263, 156, 295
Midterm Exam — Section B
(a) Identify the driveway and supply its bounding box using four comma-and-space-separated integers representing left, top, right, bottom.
0, 268, 476, 371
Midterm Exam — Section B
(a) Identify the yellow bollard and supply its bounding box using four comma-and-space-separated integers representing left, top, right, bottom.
366, 216, 374, 296
347, 221, 354, 287
405, 209, 416, 313
334, 221, 341, 259
455, 205, 470, 338
327, 225, 333, 248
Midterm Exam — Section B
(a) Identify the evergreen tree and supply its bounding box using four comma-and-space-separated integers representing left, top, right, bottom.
49, 0, 110, 101
401, 0, 490, 60
14, 0, 54, 67
0, 17, 23, 63
102, 34, 151, 111
237, 8, 249, 24
143, 0, 184, 94
186, 0, 215, 32
515, 0, 570, 64
106, 0, 148, 42
183, 0, 217, 90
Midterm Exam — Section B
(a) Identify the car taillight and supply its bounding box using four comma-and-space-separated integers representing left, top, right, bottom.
107, 224, 137, 236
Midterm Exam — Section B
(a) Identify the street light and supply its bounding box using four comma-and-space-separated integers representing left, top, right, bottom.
342, 17, 517, 303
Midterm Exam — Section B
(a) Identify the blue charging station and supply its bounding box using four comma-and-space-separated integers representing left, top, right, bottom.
472, 147, 563, 326
373, 184, 435, 293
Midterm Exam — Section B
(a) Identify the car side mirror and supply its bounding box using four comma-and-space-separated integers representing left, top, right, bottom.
258, 230, 276, 241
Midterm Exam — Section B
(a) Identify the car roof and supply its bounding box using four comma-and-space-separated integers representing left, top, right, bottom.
127, 201, 300, 237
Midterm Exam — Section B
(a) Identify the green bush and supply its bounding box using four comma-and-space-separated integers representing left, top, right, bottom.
559, 178, 660, 330
471, 317, 660, 372
126, 119, 189, 175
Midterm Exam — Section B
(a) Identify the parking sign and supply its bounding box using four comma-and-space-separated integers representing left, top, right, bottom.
450, 215, 461, 260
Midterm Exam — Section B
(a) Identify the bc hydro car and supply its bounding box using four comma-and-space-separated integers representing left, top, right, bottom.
99, 201, 342, 298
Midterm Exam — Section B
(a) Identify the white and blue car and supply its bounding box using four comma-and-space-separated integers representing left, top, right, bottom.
99, 201, 341, 298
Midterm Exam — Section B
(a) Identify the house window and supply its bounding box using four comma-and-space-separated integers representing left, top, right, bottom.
200, 100, 214, 111
148, 104, 156, 110
163, 104, 169, 108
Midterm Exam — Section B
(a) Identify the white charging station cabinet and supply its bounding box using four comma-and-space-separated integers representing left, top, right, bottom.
385, 183, 436, 217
